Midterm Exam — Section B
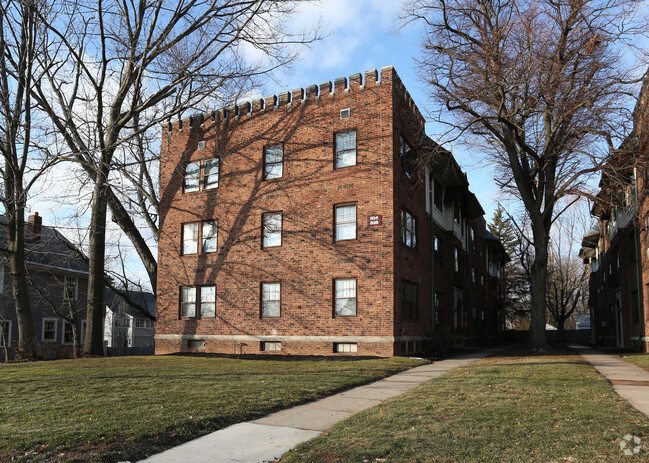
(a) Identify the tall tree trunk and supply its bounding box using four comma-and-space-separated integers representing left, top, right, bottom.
4, 183, 34, 358
529, 228, 550, 347
83, 168, 110, 356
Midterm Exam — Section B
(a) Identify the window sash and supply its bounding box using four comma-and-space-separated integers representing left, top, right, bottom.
335, 205, 356, 240
183, 223, 199, 254
262, 283, 281, 317
264, 146, 283, 179
263, 213, 282, 247
62, 322, 74, 344
401, 210, 416, 248
43, 319, 57, 342
335, 279, 357, 316
402, 281, 418, 320
202, 221, 218, 253
181, 287, 197, 318
185, 162, 200, 192
336, 132, 356, 168
203, 158, 219, 189
200, 286, 216, 318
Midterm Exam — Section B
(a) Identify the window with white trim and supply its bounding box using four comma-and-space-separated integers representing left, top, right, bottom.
42, 318, 58, 342
63, 276, 78, 302
261, 341, 281, 351
62, 321, 74, 345
335, 131, 356, 168
180, 286, 216, 319
135, 319, 145, 328
263, 213, 282, 248
261, 282, 281, 318
335, 204, 356, 241
264, 145, 283, 180
335, 279, 357, 316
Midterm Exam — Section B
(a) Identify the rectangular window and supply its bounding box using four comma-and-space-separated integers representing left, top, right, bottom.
434, 292, 442, 323
335, 204, 356, 241
62, 321, 74, 345
334, 342, 358, 353
184, 158, 220, 193
434, 235, 443, 265
202, 221, 218, 253
64, 276, 78, 302
181, 287, 197, 318
135, 319, 145, 328
203, 158, 220, 189
454, 247, 460, 273
434, 178, 443, 211
42, 319, 57, 342
335, 279, 357, 316
471, 267, 476, 285
263, 213, 282, 248
0, 321, 11, 347
180, 286, 216, 319
335, 131, 357, 168
184, 161, 200, 193
401, 209, 417, 248
470, 228, 476, 248
453, 201, 461, 224
261, 282, 281, 318
183, 220, 217, 255
261, 341, 281, 351
402, 280, 419, 320
400, 136, 415, 178
264, 145, 283, 180
200, 286, 216, 318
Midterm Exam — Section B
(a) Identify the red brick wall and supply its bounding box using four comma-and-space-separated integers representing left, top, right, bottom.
156, 67, 430, 356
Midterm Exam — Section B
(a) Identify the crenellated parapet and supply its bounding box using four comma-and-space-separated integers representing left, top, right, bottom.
164, 65, 425, 132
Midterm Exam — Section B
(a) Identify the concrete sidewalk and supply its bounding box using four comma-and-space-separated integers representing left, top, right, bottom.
572, 345, 649, 418
139, 350, 495, 463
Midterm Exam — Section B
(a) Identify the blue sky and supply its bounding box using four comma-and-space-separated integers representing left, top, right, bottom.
272, 0, 501, 220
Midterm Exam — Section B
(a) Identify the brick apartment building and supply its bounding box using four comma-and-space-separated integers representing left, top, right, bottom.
583, 76, 649, 351
155, 66, 507, 356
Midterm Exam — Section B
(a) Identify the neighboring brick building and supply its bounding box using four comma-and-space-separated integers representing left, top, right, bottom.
583, 77, 649, 351
155, 66, 507, 356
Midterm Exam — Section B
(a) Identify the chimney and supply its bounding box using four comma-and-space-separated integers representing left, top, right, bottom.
28, 212, 42, 242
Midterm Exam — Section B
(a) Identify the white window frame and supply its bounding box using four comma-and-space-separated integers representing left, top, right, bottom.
200, 286, 216, 318
183, 222, 199, 255
203, 158, 220, 190
42, 318, 58, 343
181, 287, 197, 318
61, 321, 74, 345
63, 276, 79, 302
335, 342, 357, 353
184, 161, 201, 193
335, 204, 357, 241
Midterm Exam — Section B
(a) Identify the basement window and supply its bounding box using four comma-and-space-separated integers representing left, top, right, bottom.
261, 341, 281, 352
334, 342, 358, 353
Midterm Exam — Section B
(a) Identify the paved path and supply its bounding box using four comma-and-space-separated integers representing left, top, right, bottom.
139, 350, 495, 463
572, 345, 649, 418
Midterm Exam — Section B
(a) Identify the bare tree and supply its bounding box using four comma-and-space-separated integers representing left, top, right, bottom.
546, 203, 589, 338
0, 0, 61, 359
405, 0, 646, 347
30, 0, 320, 355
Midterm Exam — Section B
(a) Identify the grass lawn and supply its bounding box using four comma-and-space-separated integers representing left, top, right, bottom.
621, 354, 649, 372
0, 355, 426, 462
281, 350, 649, 463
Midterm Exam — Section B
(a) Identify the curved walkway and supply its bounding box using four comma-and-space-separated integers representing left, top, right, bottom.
572, 345, 649, 418
139, 349, 497, 463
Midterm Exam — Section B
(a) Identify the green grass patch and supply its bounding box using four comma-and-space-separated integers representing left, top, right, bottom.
0, 355, 425, 462
621, 354, 649, 372
281, 353, 649, 462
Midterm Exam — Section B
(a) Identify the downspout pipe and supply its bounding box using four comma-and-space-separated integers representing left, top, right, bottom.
633, 167, 645, 351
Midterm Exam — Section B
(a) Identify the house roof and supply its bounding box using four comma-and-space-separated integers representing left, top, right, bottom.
0, 214, 89, 275
105, 289, 156, 318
